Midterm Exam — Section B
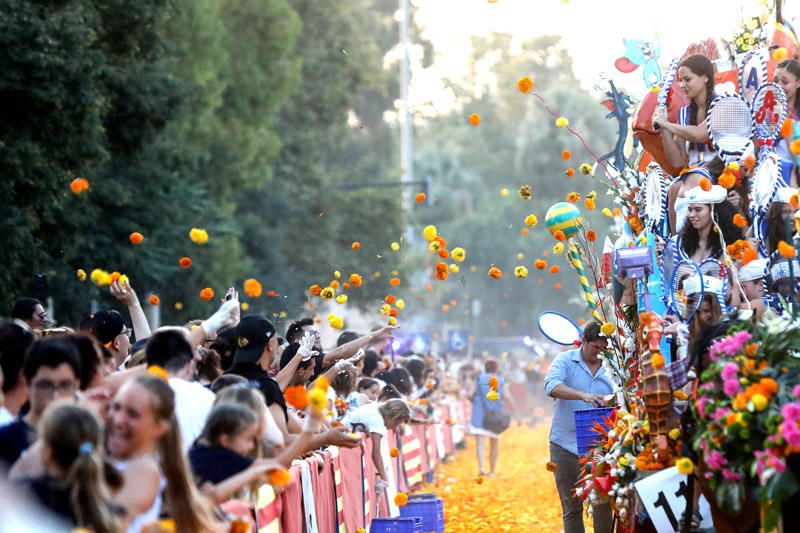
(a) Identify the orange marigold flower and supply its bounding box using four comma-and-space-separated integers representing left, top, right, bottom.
435, 261, 449, 281
549, 265, 560, 274
517, 76, 534, 93
468, 113, 481, 126
310, 284, 322, 296
179, 257, 192, 269
554, 283, 562, 290
69, 177, 90, 195
385, 295, 397, 304
718, 171, 736, 189
733, 214, 747, 228
586, 229, 597, 242
782, 117, 795, 139
535, 259, 547, 270
343, 282, 351, 289
562, 150, 572, 160
244, 278, 263, 298
389, 277, 400, 286
390, 447, 399, 458
348, 274, 362, 287
487, 266, 503, 279
351, 241, 361, 250
149, 295, 160, 306
330, 280, 340, 289
284, 385, 309, 409
267, 290, 278, 298
779, 240, 797, 259
651, 352, 665, 369
584, 198, 595, 210
434, 236, 447, 249
394, 492, 409, 507
744, 155, 757, 170
438, 249, 450, 259
199, 287, 215, 301
389, 309, 398, 317
268, 469, 292, 487
744, 342, 758, 357
545, 461, 558, 472
699, 177, 712, 191
475, 474, 485, 484
488, 376, 499, 389
791, 139, 800, 155
129, 232, 144, 245
565, 167, 575, 177
760, 377, 778, 395
553, 230, 566, 241
791, 194, 800, 208
415, 192, 426, 203
521, 228, 529, 235
110, 272, 121, 283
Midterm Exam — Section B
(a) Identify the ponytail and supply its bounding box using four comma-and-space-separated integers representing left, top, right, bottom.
39, 403, 119, 533
136, 375, 221, 533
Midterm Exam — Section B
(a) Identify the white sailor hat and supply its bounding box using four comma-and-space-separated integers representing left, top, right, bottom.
739, 258, 769, 282
683, 274, 724, 296
685, 184, 727, 204
770, 258, 800, 281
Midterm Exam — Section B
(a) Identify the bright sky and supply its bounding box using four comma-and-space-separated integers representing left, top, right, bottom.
405, 0, 796, 112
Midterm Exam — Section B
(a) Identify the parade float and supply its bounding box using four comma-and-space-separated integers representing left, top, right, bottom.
532, 3, 800, 530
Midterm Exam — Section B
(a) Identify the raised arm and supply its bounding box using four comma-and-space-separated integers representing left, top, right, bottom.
110, 280, 151, 342
321, 326, 396, 368
188, 288, 240, 349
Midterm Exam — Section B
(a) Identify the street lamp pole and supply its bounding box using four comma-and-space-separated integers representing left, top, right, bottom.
399, 0, 413, 213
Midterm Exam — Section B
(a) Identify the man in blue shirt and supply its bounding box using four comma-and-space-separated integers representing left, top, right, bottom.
544, 321, 614, 533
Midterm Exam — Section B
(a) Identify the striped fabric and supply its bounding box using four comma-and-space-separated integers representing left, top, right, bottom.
400, 425, 424, 487
256, 484, 281, 533
328, 447, 346, 533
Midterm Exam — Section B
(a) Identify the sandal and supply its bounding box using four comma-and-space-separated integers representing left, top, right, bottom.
678, 509, 702, 531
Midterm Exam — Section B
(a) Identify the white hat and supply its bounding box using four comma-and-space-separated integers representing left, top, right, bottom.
683, 274, 724, 296
775, 186, 799, 204
770, 258, 800, 281
685, 184, 727, 204
739, 258, 769, 281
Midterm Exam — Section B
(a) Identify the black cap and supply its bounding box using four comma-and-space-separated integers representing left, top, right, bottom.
85, 310, 125, 345
233, 315, 276, 364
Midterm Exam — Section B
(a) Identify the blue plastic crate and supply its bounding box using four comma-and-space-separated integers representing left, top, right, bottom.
574, 407, 614, 456
408, 493, 437, 501
399, 497, 445, 533
371, 517, 423, 533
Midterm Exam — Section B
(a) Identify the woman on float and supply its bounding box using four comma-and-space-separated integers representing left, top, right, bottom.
763, 187, 798, 258
653, 54, 718, 233
774, 59, 800, 187
107, 374, 221, 532
661, 184, 743, 290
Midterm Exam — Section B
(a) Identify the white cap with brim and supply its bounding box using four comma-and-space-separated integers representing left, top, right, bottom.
739, 258, 769, 282
775, 186, 799, 205
683, 274, 724, 296
770, 259, 800, 281
684, 184, 727, 204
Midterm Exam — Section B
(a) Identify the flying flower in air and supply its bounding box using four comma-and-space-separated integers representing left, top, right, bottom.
566, 192, 580, 203
487, 266, 503, 279
244, 278, 263, 298
415, 192, 426, 203
348, 274, 362, 287
579, 163, 593, 175
189, 228, 209, 244
179, 257, 192, 269
468, 113, 481, 126
451, 247, 466, 262
328, 314, 344, 329
524, 214, 538, 227
149, 295, 160, 306
199, 287, 214, 301
518, 184, 533, 200
351, 241, 360, 250
435, 262, 449, 281
423, 225, 437, 242
517, 76, 534, 93
129, 232, 144, 245
320, 287, 335, 300
69, 178, 90, 195
555, 117, 569, 127
514, 266, 528, 278
76, 269, 87, 281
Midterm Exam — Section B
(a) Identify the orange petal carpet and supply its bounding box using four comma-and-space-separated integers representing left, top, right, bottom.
420, 424, 595, 532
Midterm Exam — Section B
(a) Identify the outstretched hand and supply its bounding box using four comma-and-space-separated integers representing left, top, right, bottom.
110, 279, 139, 307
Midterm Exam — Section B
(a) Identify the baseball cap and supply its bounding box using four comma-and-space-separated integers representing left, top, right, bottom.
83, 310, 126, 345
233, 315, 276, 364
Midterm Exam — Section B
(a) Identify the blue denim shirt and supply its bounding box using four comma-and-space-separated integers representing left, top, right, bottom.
544, 348, 614, 455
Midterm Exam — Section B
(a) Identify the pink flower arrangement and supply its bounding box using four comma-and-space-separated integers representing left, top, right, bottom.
709, 331, 752, 360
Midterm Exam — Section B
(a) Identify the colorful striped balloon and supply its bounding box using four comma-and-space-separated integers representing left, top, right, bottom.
545, 202, 583, 238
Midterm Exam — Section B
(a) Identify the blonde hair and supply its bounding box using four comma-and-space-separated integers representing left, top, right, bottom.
379, 398, 411, 425
214, 385, 268, 458
39, 403, 118, 533
134, 375, 221, 532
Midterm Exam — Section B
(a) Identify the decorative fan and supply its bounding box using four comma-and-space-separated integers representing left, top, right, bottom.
750, 151, 781, 218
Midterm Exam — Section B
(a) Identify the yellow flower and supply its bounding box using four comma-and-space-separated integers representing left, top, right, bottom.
428, 240, 441, 252
668, 428, 681, 440
773, 47, 788, 61
618, 456, 630, 466
336, 295, 348, 304
487, 390, 499, 401
395, 299, 405, 310
174, 302, 183, 310
449, 264, 459, 273
320, 287, 335, 300
334, 270, 341, 279
524, 214, 538, 227
391, 242, 400, 251
566, 192, 580, 203
308, 388, 327, 413
388, 317, 398, 326
514, 266, 528, 278
380, 304, 392, 316
240, 302, 249, 311
600, 323, 615, 336
423, 225, 437, 242
76, 269, 87, 281
517, 76, 534, 93
500, 188, 509, 197
328, 314, 344, 329
118, 274, 129, 287
555, 116, 569, 128
90, 269, 111, 286
189, 228, 209, 244
579, 163, 593, 175
602, 208, 613, 217
675, 457, 694, 475
518, 184, 533, 200
451, 247, 466, 262
553, 243, 564, 254
751, 393, 768, 411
